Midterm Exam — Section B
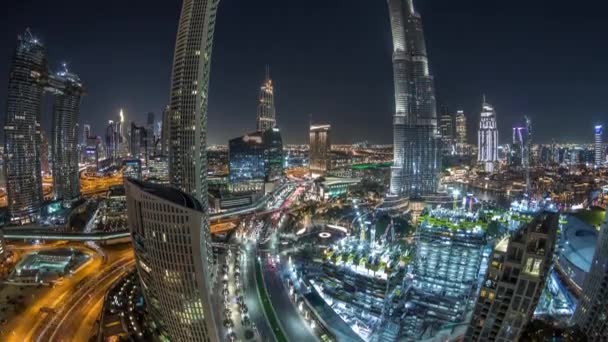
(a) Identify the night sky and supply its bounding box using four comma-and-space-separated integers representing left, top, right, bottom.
1, 0, 607, 144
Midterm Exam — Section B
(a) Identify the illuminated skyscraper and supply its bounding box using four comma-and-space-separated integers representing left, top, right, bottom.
439, 106, 454, 153
455, 110, 467, 154
49, 64, 85, 201
117, 109, 129, 158
83, 124, 91, 144
161, 105, 170, 155
467, 212, 558, 342
4, 29, 46, 224
168, 0, 220, 204
477, 97, 498, 172
309, 124, 331, 177
387, 0, 440, 197
125, 179, 218, 342
594, 125, 603, 166
105, 120, 118, 162
403, 211, 486, 339
574, 217, 608, 339
256, 67, 276, 132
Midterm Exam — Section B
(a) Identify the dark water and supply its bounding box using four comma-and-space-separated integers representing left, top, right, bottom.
447, 183, 513, 209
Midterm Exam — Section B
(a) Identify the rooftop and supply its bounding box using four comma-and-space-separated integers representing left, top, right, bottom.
127, 179, 203, 211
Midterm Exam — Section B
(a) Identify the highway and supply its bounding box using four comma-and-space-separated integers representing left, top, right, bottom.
261, 253, 318, 342
242, 244, 275, 341
0, 243, 133, 342
37, 257, 135, 342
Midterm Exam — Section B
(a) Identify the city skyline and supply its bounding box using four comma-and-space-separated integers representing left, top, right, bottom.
1, 1, 608, 341
2, 0, 608, 145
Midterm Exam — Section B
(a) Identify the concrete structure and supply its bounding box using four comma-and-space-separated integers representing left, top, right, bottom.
256, 67, 276, 132
309, 124, 331, 177
388, 0, 440, 197
49, 64, 85, 201
466, 212, 558, 342
574, 217, 608, 339
478, 98, 499, 172
4, 29, 46, 224
125, 179, 218, 342
168, 0, 219, 204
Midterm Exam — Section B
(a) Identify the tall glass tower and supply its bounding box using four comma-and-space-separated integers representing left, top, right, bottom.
594, 125, 603, 166
388, 0, 440, 197
3, 29, 46, 224
168, 0, 220, 204
477, 98, 499, 172
49, 64, 85, 201
256, 67, 276, 132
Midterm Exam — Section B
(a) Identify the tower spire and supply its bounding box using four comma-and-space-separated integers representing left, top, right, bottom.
265, 64, 270, 81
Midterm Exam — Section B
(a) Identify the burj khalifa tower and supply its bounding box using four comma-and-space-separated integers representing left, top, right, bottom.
388, 0, 440, 197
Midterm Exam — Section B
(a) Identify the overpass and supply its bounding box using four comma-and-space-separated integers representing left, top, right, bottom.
3, 182, 299, 242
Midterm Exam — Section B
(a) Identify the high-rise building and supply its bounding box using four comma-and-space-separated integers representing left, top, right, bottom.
228, 128, 283, 193
83, 124, 91, 144
228, 132, 266, 193
439, 106, 454, 153
263, 127, 284, 182
594, 125, 603, 166
125, 179, 218, 342
478, 97, 499, 172
130, 122, 149, 162
573, 217, 608, 339
168, 0, 219, 204
403, 211, 486, 339
309, 124, 331, 177
40, 129, 50, 176
146, 112, 156, 156
455, 110, 467, 154
256, 67, 276, 132
466, 212, 558, 342
49, 65, 85, 201
116, 109, 127, 158
161, 105, 170, 155
4, 29, 47, 224
388, 0, 440, 197
105, 120, 118, 162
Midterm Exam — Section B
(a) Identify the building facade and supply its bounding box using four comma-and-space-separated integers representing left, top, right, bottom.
83, 124, 91, 144
388, 0, 440, 197
439, 106, 454, 154
594, 125, 603, 166
125, 179, 218, 342
4, 30, 46, 224
105, 120, 118, 162
466, 212, 558, 342
228, 132, 266, 193
161, 105, 170, 155
478, 98, 499, 172
309, 124, 331, 177
573, 217, 608, 339
168, 0, 220, 204
263, 128, 284, 182
256, 68, 276, 132
403, 213, 486, 338
455, 110, 467, 154
49, 65, 85, 201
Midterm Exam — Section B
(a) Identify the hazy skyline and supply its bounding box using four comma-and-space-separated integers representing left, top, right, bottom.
1, 0, 607, 144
